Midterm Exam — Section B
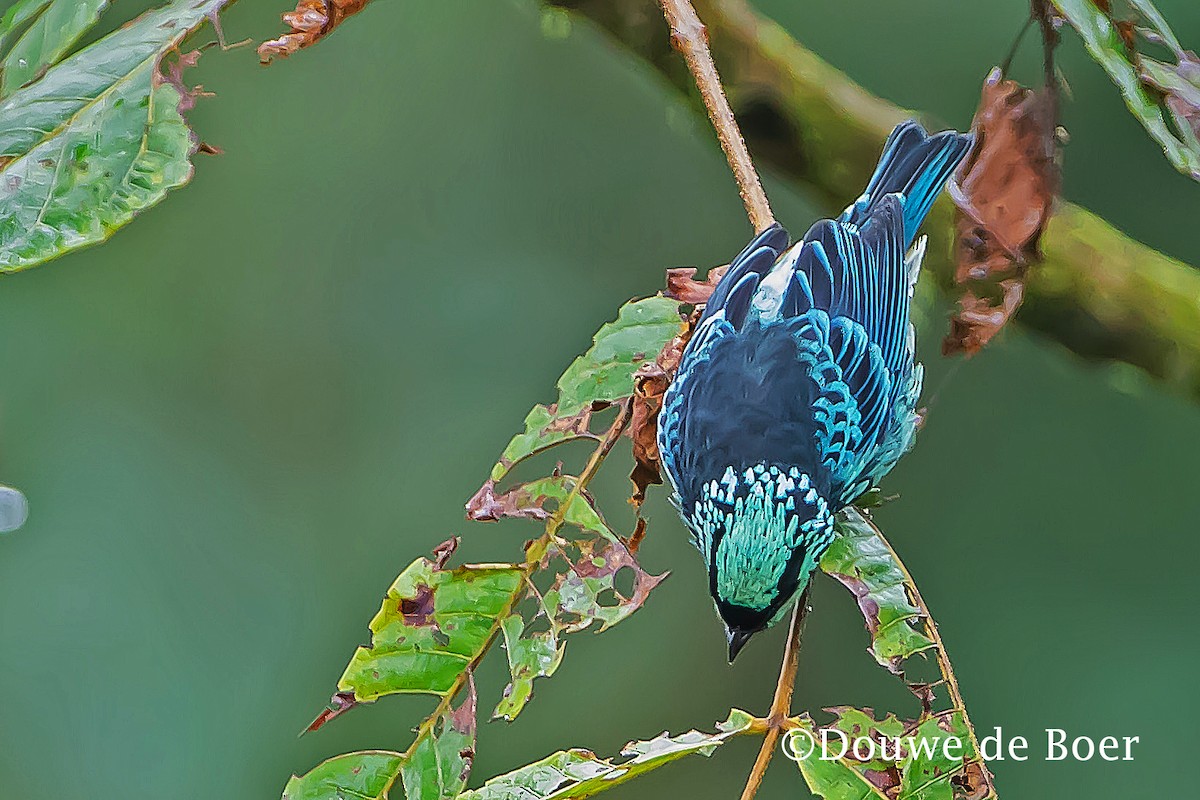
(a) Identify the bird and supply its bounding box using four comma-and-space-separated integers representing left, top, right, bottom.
657, 121, 973, 662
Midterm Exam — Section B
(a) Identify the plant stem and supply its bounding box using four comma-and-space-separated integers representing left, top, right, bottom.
739, 586, 809, 800
657, 0, 774, 232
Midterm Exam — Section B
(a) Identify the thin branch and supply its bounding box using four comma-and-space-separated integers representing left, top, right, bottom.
657, 0, 775, 232
739, 585, 810, 800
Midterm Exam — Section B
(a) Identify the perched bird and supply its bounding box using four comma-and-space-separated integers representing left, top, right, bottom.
658, 122, 973, 662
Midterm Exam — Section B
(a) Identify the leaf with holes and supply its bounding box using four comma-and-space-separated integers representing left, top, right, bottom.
556, 296, 684, 415
545, 539, 666, 634
494, 607, 563, 721
821, 508, 934, 676
306, 538, 524, 731
466, 475, 619, 547
472, 297, 684, 502
493, 533, 664, 719
458, 710, 755, 799
789, 708, 989, 800
0, 0, 230, 271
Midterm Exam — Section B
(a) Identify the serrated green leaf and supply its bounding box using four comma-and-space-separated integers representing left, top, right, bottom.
1050, 0, 1200, 180
0, 0, 109, 97
821, 508, 934, 674
0, 0, 231, 271
335, 555, 525, 703
489, 405, 598, 483
494, 611, 562, 721
458, 710, 755, 800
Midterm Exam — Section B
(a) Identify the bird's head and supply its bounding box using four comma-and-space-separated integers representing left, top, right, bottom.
682, 463, 834, 662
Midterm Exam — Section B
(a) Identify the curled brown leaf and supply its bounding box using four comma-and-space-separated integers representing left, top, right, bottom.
945, 66, 1058, 356
950, 67, 1058, 282
943, 280, 1025, 357
258, 0, 371, 64
628, 313, 690, 505
663, 264, 728, 304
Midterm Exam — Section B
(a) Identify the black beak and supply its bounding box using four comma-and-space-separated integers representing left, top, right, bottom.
726, 627, 753, 663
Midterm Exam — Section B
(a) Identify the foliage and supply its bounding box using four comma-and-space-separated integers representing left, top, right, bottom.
788, 709, 988, 800
282, 268, 997, 798
10, 0, 1153, 797
1051, 0, 1200, 180
0, 0, 230, 272
458, 710, 757, 800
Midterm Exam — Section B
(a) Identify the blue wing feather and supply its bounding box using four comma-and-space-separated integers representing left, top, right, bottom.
664, 122, 972, 510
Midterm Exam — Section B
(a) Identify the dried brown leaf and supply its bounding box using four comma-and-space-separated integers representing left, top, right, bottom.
258, 0, 371, 64
944, 67, 1057, 357
949, 67, 1058, 284
626, 302, 700, 507
304, 690, 357, 733
943, 280, 1025, 357
663, 264, 728, 304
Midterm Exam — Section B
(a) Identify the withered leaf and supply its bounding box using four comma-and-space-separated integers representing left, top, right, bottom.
943, 280, 1025, 357
466, 475, 620, 545
944, 66, 1057, 356
663, 264, 728, 304
258, 0, 371, 64
628, 310, 693, 507
546, 539, 667, 634
949, 67, 1058, 284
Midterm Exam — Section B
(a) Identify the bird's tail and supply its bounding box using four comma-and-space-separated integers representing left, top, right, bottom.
842, 121, 974, 246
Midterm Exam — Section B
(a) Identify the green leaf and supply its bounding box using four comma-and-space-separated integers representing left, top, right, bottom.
0, 1, 110, 97
335, 547, 524, 703
788, 709, 987, 800
0, 0, 231, 272
283, 752, 406, 800
820, 508, 934, 675
555, 296, 683, 417
1050, 0, 1200, 180
489, 404, 598, 483
494, 610, 562, 721
458, 710, 755, 799
478, 297, 683, 485
286, 683, 477, 800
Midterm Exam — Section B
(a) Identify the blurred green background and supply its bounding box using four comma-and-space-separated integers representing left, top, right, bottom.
1, 0, 1198, 797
